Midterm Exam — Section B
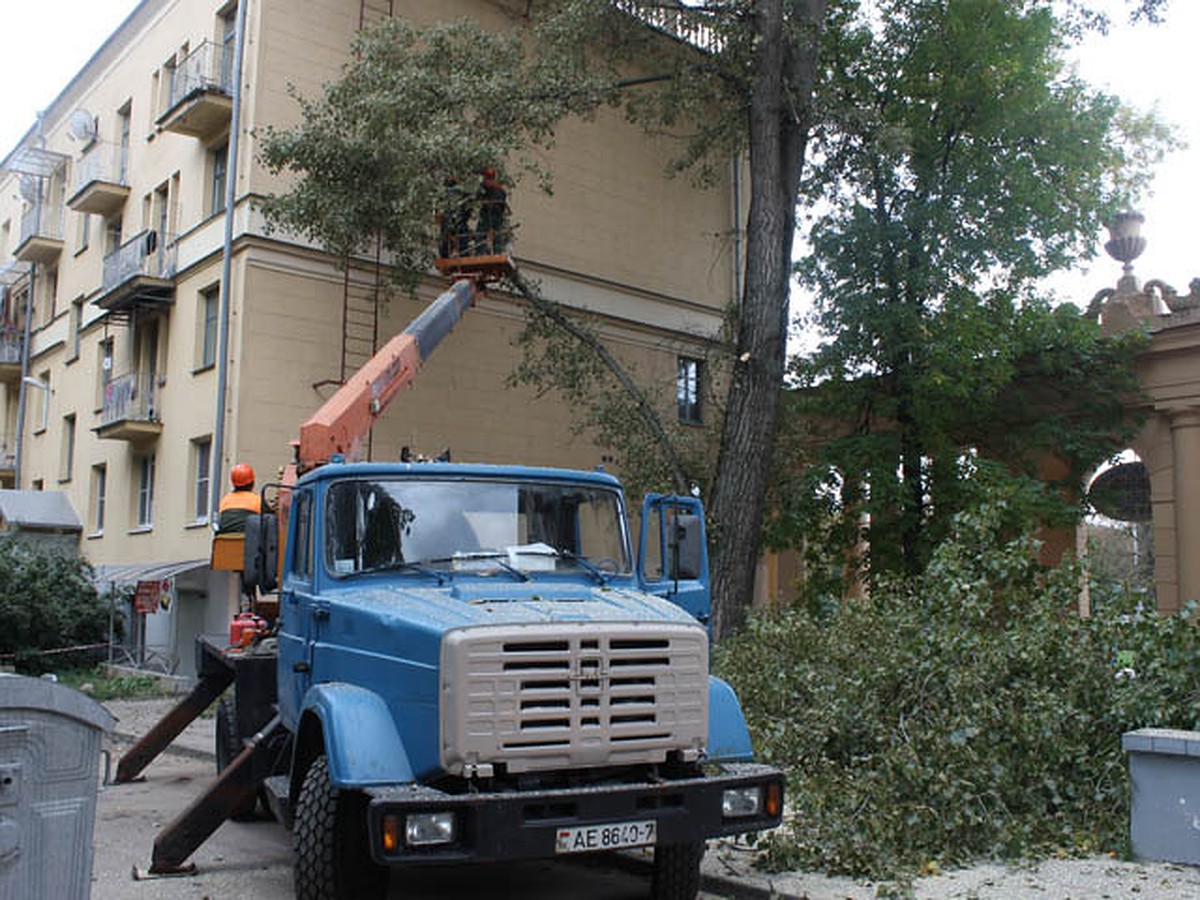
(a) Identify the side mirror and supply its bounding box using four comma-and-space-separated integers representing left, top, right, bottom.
671, 513, 702, 581
242, 512, 279, 593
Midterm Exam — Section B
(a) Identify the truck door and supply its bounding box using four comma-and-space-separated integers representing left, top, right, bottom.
637, 494, 710, 627
277, 489, 316, 726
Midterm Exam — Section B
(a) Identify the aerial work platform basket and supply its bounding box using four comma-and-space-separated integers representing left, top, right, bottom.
435, 226, 515, 285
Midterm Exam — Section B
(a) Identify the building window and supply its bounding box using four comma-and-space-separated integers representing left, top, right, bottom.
137, 453, 156, 527
42, 268, 58, 325
220, 7, 237, 91
104, 216, 122, 256
96, 338, 113, 410
210, 143, 228, 216
117, 103, 131, 182
77, 212, 90, 254
192, 437, 212, 522
199, 284, 219, 369
59, 414, 75, 483
677, 357, 703, 425
91, 464, 106, 534
32, 369, 50, 432
69, 297, 83, 361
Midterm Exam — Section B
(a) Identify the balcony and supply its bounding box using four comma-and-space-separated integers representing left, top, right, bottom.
94, 230, 177, 322
95, 372, 162, 443
68, 142, 131, 216
0, 326, 23, 384
157, 41, 233, 141
14, 202, 64, 264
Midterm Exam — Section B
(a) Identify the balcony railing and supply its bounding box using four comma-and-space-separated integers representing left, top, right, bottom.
69, 141, 131, 215
19, 202, 63, 243
102, 230, 177, 292
100, 372, 160, 430
168, 41, 232, 109
158, 41, 233, 140
15, 202, 64, 262
0, 325, 22, 366
96, 230, 177, 320
610, 0, 724, 53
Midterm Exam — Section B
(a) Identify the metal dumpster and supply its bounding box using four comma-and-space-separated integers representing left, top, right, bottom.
0, 674, 114, 900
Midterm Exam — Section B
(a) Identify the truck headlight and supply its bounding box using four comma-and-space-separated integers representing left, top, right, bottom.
404, 811, 457, 846
721, 786, 762, 818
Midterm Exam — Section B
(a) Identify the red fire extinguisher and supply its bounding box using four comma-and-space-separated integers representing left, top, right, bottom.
229, 612, 267, 648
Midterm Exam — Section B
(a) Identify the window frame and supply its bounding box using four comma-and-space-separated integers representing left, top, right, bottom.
136, 453, 156, 528
198, 284, 219, 370
59, 413, 76, 483
192, 436, 212, 523
676, 356, 704, 426
91, 463, 107, 536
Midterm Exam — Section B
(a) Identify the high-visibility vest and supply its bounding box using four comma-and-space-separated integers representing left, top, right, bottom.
217, 489, 261, 533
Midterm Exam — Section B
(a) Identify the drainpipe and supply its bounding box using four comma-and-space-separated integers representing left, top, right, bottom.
13, 265, 37, 488
210, 0, 250, 520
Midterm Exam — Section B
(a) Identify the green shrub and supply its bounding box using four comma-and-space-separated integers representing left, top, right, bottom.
716, 504, 1200, 879
0, 540, 112, 674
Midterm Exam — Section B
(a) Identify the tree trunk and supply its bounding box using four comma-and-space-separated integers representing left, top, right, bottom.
708, 0, 826, 642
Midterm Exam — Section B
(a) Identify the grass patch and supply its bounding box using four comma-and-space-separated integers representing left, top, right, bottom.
54, 665, 176, 702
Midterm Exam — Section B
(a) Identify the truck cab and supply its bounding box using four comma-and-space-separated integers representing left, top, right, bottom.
261, 460, 781, 899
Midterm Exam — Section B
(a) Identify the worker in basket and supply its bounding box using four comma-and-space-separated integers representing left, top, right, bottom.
217, 463, 262, 533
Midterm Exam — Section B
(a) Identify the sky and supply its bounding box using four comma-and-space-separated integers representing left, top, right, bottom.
0, 0, 1195, 305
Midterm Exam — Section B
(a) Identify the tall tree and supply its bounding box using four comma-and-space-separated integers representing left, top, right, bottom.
787, 0, 1172, 581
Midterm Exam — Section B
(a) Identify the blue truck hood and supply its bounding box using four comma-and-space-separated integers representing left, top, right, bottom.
327, 578, 699, 630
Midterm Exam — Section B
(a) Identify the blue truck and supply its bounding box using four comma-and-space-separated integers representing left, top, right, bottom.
118, 278, 782, 900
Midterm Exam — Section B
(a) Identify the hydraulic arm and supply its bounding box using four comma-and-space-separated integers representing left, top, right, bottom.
297, 278, 478, 471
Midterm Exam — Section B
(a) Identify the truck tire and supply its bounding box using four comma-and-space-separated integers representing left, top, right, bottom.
215, 698, 258, 821
651, 841, 705, 900
294, 755, 388, 900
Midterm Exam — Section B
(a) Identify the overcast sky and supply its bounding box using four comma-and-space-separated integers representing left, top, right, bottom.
0, 0, 1194, 303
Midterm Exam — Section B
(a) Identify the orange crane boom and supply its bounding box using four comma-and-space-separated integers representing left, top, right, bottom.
297, 278, 478, 471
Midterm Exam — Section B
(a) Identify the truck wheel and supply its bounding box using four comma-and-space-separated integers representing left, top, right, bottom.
294, 755, 388, 900
651, 841, 705, 900
215, 698, 258, 821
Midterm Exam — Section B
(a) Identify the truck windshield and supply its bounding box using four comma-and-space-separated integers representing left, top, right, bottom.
324, 478, 630, 578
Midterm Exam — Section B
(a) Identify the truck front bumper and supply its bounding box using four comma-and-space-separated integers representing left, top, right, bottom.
363, 762, 782, 865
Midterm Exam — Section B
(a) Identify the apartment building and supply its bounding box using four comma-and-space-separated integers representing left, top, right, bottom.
0, 0, 740, 674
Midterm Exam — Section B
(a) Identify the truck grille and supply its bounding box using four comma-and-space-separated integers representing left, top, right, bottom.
441, 623, 709, 775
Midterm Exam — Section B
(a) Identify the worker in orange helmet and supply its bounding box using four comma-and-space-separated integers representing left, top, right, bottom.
217, 463, 262, 533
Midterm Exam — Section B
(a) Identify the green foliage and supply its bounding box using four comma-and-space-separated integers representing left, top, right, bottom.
258, 14, 620, 286
716, 505, 1200, 879
0, 541, 111, 674
782, 0, 1172, 578
508, 280, 731, 500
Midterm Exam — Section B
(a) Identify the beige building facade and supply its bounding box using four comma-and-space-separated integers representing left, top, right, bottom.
0, 0, 740, 672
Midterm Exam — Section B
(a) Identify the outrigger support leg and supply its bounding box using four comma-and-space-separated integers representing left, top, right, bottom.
143, 714, 287, 876
114, 666, 234, 784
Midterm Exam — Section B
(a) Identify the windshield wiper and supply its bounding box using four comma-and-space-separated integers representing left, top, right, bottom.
555, 549, 608, 586
360, 560, 447, 586
424, 552, 531, 583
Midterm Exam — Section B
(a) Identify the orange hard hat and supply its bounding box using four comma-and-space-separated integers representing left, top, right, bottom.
231, 463, 255, 488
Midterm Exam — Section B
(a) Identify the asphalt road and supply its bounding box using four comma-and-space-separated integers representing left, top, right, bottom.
92, 752, 744, 900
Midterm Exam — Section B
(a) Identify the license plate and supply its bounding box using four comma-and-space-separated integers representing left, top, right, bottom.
555, 819, 657, 854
